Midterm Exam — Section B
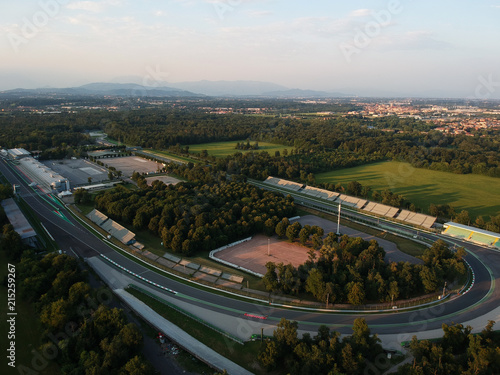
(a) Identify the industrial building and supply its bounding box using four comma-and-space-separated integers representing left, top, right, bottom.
7, 148, 31, 160
17, 156, 70, 192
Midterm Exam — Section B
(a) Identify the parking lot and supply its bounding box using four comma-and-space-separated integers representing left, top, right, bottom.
102, 156, 163, 177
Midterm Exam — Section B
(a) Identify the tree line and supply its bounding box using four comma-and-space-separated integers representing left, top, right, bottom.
259, 317, 384, 375
397, 321, 500, 375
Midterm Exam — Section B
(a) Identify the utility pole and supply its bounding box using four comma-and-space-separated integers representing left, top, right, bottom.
267, 238, 270, 256
326, 293, 329, 309
336, 203, 341, 235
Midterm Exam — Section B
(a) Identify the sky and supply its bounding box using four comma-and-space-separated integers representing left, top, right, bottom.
1, 0, 500, 98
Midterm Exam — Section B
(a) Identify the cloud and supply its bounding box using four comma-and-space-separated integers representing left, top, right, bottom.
374, 31, 453, 51
349, 9, 372, 18
66, 0, 123, 13
246, 10, 273, 18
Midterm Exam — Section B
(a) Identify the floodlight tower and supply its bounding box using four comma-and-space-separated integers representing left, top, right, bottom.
336, 202, 341, 235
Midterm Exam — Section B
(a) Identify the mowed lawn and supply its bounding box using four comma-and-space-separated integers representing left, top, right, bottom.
187, 140, 290, 157
316, 161, 500, 218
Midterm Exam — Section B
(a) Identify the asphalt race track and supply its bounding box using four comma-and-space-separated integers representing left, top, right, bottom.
2, 158, 499, 338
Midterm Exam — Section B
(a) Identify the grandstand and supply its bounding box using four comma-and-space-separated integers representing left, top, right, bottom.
87, 209, 108, 226
396, 210, 436, 229
261, 176, 437, 229
443, 222, 500, 248
264, 176, 303, 191
338, 194, 367, 209
302, 186, 339, 201
364, 203, 398, 217
86, 209, 136, 245
101, 220, 136, 245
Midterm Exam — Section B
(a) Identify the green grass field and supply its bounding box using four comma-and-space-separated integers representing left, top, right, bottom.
316, 161, 500, 218
187, 140, 290, 157
144, 150, 199, 164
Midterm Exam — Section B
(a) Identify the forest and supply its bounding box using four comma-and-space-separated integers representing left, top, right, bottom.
94, 180, 296, 256
1, 106, 499, 178
5, 251, 155, 374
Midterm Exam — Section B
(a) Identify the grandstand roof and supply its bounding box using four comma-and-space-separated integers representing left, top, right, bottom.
101, 219, 135, 244
1, 198, 36, 239
86, 209, 109, 226
444, 222, 500, 240
303, 186, 339, 200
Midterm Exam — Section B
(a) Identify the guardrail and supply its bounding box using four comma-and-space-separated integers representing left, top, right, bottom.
209, 237, 265, 277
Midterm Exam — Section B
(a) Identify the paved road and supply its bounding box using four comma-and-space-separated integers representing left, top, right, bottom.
2, 158, 499, 342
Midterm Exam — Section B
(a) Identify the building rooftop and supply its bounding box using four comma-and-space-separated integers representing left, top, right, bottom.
1, 198, 37, 240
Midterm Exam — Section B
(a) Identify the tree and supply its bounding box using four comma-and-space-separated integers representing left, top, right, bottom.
274, 318, 299, 348
259, 341, 279, 370
429, 203, 439, 217
306, 268, 325, 301
0, 184, 13, 200
419, 266, 438, 293
455, 210, 471, 225
474, 216, 486, 229
264, 218, 275, 237
347, 181, 362, 196
275, 221, 287, 239
0, 224, 24, 260
286, 221, 302, 242
350, 318, 382, 360
263, 262, 279, 292
341, 343, 362, 374
121, 355, 156, 375
346, 281, 365, 305
441, 323, 471, 354
299, 227, 310, 245
311, 233, 323, 249
388, 280, 399, 303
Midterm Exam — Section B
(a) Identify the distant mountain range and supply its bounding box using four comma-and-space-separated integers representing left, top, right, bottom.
1, 80, 347, 99
1, 82, 200, 98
